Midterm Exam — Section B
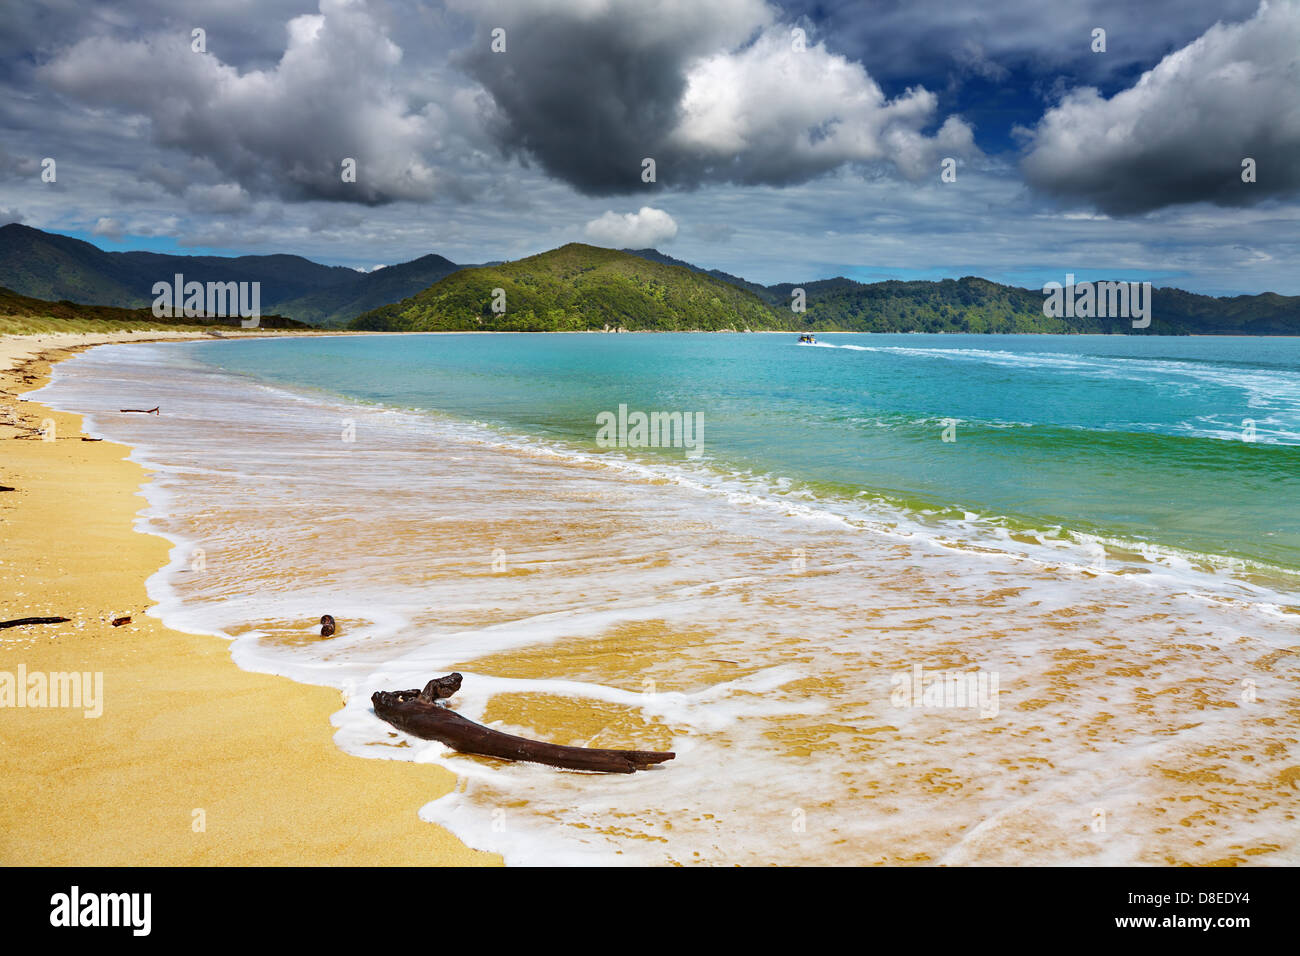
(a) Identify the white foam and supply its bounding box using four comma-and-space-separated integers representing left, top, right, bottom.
30, 340, 1300, 866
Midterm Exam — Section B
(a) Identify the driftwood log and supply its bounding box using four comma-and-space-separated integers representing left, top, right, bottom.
0, 616, 70, 630
119, 406, 159, 415
372, 673, 675, 774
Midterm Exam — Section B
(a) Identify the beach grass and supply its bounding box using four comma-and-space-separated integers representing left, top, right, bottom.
0, 315, 244, 335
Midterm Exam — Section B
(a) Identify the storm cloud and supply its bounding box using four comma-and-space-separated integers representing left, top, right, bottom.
451, 0, 976, 195
1021, 1, 1300, 214
2, 0, 1297, 296
38, 0, 483, 204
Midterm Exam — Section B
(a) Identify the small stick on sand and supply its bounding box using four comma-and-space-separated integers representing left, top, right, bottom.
119, 406, 159, 415
0, 616, 71, 630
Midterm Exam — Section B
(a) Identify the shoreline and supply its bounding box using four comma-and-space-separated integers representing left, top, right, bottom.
7, 329, 1297, 865
0, 330, 499, 866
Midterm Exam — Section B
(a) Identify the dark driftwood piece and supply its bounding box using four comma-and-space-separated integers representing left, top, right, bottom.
119, 406, 159, 415
372, 673, 675, 774
0, 616, 70, 630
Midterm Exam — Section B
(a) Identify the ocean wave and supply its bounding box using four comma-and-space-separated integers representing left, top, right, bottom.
31, 339, 1300, 866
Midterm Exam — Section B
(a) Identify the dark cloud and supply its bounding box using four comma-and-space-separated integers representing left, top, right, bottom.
456, 12, 693, 194
0, 0, 1296, 298
34, 0, 484, 205
1021, 2, 1300, 214
0, 147, 41, 180
452, 0, 975, 196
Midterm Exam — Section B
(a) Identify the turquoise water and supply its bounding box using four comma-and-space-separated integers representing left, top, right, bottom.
195, 332, 1300, 575
37, 333, 1300, 864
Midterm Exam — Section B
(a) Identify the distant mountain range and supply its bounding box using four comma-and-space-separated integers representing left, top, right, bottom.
3, 222, 1299, 334
0, 223, 355, 310
273, 253, 464, 326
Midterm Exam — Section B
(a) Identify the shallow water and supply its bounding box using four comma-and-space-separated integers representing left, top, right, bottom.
34, 334, 1300, 865
190, 331, 1300, 573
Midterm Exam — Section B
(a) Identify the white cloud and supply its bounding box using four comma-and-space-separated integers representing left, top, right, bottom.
91, 217, 123, 240
673, 26, 976, 182
584, 206, 679, 247
1022, 1, 1300, 213
450, 0, 975, 192
38, 0, 478, 204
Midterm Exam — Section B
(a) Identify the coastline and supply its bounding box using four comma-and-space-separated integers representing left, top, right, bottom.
6, 330, 1297, 865
0, 331, 499, 866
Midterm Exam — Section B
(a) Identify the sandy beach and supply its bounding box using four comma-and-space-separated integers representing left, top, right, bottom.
0, 331, 498, 866
5, 329, 1297, 866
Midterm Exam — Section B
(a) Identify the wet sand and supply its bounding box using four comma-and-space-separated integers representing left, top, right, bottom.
0, 332, 498, 865
6, 330, 1298, 866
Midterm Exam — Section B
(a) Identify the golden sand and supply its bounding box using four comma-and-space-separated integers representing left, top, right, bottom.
5, 332, 1296, 867
0, 332, 498, 866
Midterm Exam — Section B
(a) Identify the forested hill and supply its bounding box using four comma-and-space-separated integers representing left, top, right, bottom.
0, 286, 308, 332
349, 243, 782, 331
4, 224, 1296, 333
0, 222, 355, 309
353, 245, 1300, 334
763, 277, 1300, 334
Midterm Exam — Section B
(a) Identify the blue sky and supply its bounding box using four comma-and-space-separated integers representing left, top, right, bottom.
1, 0, 1297, 295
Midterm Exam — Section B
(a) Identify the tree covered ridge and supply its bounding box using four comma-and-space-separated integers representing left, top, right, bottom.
350, 243, 782, 332
352, 245, 1300, 334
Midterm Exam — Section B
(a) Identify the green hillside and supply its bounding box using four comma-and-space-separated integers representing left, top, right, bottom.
0, 223, 355, 309
350, 244, 781, 332
0, 286, 310, 334
618, 249, 1300, 335
0, 224, 142, 306
1149, 288, 1300, 335
622, 247, 773, 300
771, 276, 1084, 332
353, 244, 1300, 335
763, 277, 1300, 334
5, 224, 1297, 334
